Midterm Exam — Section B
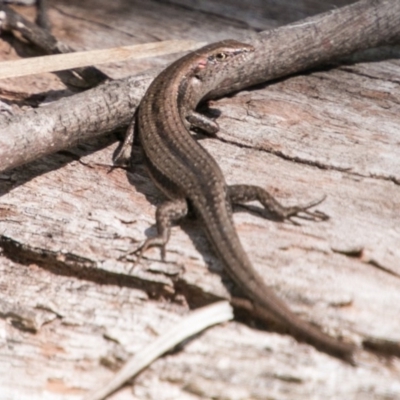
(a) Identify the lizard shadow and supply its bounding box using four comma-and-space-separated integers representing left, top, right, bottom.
126, 163, 358, 362
126, 162, 318, 345
124, 141, 301, 328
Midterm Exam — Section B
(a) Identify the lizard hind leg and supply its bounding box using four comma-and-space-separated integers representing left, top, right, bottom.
227, 184, 328, 225
134, 198, 188, 263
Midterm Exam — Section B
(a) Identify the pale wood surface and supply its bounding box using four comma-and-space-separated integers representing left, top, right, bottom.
0, 1, 400, 399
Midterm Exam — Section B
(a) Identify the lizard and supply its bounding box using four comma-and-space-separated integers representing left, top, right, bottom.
132, 39, 355, 362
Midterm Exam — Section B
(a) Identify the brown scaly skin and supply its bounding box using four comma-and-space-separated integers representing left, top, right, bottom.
136, 40, 355, 362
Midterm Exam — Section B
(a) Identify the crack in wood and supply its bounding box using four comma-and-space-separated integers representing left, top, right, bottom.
0, 234, 176, 300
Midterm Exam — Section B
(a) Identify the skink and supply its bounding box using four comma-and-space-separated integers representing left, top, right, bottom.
135, 40, 354, 361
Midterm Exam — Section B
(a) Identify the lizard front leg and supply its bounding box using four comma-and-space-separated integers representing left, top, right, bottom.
134, 198, 188, 261
186, 111, 219, 136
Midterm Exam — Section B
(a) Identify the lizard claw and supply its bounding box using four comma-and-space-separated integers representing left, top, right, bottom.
284, 195, 329, 222
121, 237, 168, 266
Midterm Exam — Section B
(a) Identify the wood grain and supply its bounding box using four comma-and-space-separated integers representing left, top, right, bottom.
0, 1, 399, 399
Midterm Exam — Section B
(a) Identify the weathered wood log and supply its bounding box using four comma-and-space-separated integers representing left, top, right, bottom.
0, 1, 399, 399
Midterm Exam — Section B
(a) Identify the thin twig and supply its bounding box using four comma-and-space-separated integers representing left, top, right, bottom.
84, 301, 234, 400
0, 40, 205, 79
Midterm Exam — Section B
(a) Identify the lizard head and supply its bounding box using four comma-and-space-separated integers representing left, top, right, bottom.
191, 40, 255, 86
187, 40, 256, 100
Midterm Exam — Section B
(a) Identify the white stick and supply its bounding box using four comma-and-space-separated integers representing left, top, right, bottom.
84, 301, 233, 400
0, 40, 206, 80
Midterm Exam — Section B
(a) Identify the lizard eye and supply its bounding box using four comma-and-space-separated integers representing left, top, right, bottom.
214, 52, 227, 61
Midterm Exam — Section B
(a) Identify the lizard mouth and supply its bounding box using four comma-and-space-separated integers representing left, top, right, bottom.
196, 59, 208, 70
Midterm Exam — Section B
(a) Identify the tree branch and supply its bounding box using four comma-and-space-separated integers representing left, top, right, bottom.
0, 0, 399, 173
